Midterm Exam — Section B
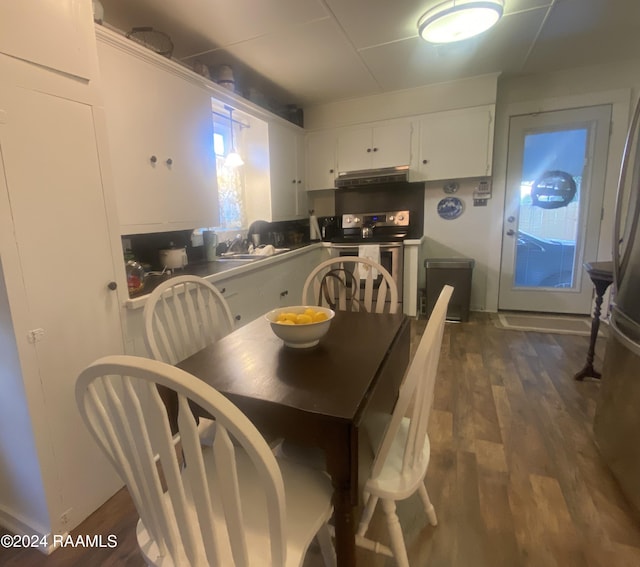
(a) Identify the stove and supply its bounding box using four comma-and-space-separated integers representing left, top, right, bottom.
331, 210, 411, 243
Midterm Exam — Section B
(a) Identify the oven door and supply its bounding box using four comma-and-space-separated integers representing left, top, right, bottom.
329, 243, 403, 304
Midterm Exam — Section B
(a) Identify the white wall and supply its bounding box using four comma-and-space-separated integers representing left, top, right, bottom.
304, 73, 499, 130
488, 60, 640, 311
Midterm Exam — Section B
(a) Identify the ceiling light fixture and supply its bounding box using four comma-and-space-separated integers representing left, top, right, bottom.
418, 0, 504, 44
224, 105, 244, 168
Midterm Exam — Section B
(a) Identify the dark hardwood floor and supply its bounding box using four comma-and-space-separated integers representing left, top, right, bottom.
2, 313, 639, 566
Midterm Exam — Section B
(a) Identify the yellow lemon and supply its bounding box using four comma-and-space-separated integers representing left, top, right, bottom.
278, 319, 295, 325
304, 308, 317, 317
295, 313, 313, 325
313, 311, 328, 323
276, 313, 289, 322
284, 312, 298, 323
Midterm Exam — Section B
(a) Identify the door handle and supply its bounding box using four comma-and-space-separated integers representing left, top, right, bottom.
506, 229, 515, 236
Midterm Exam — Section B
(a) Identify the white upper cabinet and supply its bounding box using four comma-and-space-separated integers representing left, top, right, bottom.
306, 130, 337, 191
267, 121, 306, 220
414, 105, 495, 181
97, 31, 219, 234
337, 121, 412, 172
0, 0, 96, 81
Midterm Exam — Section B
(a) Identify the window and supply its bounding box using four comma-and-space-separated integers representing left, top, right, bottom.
212, 111, 246, 229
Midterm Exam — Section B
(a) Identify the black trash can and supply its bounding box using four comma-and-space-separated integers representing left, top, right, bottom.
424, 258, 475, 322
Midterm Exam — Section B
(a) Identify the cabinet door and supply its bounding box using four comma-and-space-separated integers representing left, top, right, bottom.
268, 121, 302, 221
216, 274, 262, 327
0, 85, 124, 526
306, 131, 337, 190
337, 121, 412, 172
98, 39, 218, 233
371, 122, 412, 169
416, 106, 494, 180
0, 0, 95, 81
337, 127, 373, 172
161, 74, 219, 228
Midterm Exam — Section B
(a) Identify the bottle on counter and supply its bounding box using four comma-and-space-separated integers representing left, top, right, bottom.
126, 260, 145, 294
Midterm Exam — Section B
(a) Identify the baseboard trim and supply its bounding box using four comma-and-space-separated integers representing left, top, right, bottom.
0, 502, 67, 555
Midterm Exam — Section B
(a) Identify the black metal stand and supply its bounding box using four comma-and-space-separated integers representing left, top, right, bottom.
575, 261, 614, 381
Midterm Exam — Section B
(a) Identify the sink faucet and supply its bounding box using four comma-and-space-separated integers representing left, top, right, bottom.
227, 234, 247, 253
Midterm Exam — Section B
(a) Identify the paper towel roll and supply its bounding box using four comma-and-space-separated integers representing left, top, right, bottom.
310, 214, 321, 241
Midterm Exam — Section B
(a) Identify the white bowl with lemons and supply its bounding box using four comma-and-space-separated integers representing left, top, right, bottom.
265, 305, 335, 348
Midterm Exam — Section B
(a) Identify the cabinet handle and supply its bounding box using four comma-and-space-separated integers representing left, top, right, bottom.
280, 290, 289, 297
107, 281, 117, 290
329, 169, 334, 174
422, 159, 428, 164
235, 314, 241, 321
150, 155, 157, 163
220, 287, 226, 293
292, 179, 297, 184
166, 158, 173, 166
297, 180, 302, 184
366, 148, 372, 153
373, 147, 378, 152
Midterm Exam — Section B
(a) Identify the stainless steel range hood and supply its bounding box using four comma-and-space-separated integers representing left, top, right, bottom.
335, 165, 409, 188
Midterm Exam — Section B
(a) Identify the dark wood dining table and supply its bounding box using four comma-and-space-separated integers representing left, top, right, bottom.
177, 309, 410, 567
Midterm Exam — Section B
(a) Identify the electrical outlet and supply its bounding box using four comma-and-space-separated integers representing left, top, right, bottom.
473, 199, 488, 206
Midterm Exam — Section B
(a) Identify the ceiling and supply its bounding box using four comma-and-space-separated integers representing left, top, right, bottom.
98, 0, 640, 110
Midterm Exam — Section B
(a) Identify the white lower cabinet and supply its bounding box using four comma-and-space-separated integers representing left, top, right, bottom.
216, 272, 265, 327
219, 247, 324, 324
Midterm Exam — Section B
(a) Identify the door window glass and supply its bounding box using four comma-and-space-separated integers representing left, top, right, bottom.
515, 128, 587, 288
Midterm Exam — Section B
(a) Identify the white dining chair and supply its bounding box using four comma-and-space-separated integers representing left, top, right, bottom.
302, 257, 399, 314
143, 275, 234, 439
76, 355, 336, 567
356, 284, 453, 567
143, 275, 234, 366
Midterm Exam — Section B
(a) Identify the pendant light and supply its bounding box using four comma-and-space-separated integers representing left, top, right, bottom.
224, 105, 244, 168
418, 0, 503, 44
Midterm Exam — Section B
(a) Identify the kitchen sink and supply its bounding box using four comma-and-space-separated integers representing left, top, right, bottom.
217, 248, 291, 261
217, 254, 265, 260
213, 256, 262, 263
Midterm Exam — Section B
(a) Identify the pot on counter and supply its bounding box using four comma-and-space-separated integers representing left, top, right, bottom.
159, 246, 188, 270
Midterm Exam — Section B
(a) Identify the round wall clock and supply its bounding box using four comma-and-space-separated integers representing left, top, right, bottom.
437, 196, 464, 220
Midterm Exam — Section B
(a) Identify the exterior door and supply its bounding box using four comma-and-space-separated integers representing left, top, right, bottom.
499, 105, 611, 313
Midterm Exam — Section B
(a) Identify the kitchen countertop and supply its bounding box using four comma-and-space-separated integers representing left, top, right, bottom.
125, 242, 323, 310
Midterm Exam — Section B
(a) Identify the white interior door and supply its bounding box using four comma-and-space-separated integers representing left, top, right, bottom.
499, 105, 611, 314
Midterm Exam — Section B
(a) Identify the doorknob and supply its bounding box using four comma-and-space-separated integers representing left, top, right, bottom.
506, 229, 515, 236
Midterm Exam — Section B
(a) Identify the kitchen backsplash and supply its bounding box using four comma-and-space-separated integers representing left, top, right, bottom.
122, 218, 311, 270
